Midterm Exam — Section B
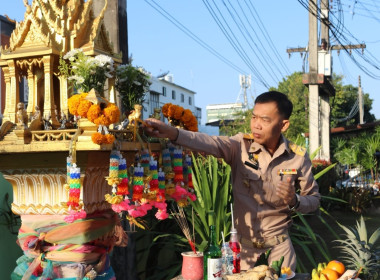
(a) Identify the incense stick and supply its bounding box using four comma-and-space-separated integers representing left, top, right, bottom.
171, 205, 197, 254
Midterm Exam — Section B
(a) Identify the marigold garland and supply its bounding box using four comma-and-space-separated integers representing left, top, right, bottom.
162, 103, 171, 117
77, 99, 92, 118
68, 92, 120, 145
91, 133, 115, 145
174, 106, 184, 120
168, 104, 178, 119
162, 103, 198, 132
67, 93, 88, 116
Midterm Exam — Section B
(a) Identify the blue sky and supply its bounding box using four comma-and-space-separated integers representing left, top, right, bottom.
4, 0, 380, 124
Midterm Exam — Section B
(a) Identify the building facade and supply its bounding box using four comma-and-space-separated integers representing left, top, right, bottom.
142, 74, 202, 125
206, 102, 245, 124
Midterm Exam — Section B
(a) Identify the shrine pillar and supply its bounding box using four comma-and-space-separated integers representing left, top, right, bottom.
59, 75, 69, 117
1, 66, 12, 122
4, 61, 19, 123
42, 55, 57, 122
26, 67, 36, 118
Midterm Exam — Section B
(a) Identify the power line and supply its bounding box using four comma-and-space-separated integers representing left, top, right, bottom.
142, 0, 249, 76
296, 0, 380, 79
201, 0, 270, 88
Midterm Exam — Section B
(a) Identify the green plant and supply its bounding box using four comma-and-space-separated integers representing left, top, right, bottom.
327, 186, 373, 213
334, 216, 380, 279
115, 64, 151, 113
186, 154, 233, 250
290, 148, 341, 272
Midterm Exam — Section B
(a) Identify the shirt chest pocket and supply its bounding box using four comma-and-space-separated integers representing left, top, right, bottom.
262, 175, 286, 208
236, 169, 262, 197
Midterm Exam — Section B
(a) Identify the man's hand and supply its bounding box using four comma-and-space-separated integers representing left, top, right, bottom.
276, 176, 297, 206
143, 118, 179, 141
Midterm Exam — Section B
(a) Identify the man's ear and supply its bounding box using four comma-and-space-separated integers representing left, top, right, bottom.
281, 120, 290, 132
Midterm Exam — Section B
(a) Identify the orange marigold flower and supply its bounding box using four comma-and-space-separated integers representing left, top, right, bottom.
91, 132, 104, 145
168, 104, 178, 118
87, 104, 101, 123
174, 106, 184, 120
77, 99, 92, 118
180, 109, 193, 123
104, 103, 120, 124
162, 103, 172, 117
188, 116, 198, 126
104, 134, 115, 144
94, 115, 110, 126
187, 125, 198, 132
68, 94, 83, 115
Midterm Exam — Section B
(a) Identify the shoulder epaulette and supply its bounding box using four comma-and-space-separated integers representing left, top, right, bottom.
243, 133, 255, 140
289, 142, 306, 156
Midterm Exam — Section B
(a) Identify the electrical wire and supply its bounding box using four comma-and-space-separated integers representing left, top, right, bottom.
297, 0, 380, 79
202, 0, 270, 88
333, 98, 359, 122
142, 0, 250, 77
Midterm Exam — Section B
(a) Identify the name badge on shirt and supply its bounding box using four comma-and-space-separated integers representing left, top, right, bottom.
245, 153, 259, 170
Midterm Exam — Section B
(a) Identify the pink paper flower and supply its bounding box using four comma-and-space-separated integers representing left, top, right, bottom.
128, 207, 147, 218
140, 201, 153, 212
154, 201, 167, 210
188, 192, 197, 201
155, 209, 169, 220
171, 185, 188, 201
111, 199, 130, 213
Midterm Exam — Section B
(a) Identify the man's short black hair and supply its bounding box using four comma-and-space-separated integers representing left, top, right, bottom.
254, 91, 293, 119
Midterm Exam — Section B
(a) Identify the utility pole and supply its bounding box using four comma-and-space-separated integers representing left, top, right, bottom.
358, 76, 364, 124
308, 0, 321, 158
287, 0, 366, 161
320, 0, 331, 161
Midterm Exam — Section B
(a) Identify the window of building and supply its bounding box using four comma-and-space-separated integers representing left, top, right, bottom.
150, 92, 160, 115
162, 87, 167, 97
181, 93, 184, 103
172, 90, 176, 100
189, 96, 192, 105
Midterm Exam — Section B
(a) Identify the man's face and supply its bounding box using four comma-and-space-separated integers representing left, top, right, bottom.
250, 102, 289, 151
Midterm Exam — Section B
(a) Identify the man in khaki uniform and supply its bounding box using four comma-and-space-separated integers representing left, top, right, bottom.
144, 91, 320, 271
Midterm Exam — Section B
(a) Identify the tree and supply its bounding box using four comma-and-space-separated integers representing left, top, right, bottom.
219, 110, 252, 136
271, 72, 375, 141
330, 74, 375, 127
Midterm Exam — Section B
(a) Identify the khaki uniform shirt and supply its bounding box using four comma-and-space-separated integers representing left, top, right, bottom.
175, 130, 320, 269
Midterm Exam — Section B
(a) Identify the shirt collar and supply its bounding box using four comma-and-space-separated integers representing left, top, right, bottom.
248, 134, 290, 155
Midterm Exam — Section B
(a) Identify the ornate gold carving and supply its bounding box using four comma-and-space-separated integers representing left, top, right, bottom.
31, 130, 77, 142
3, 169, 68, 215
2, 164, 116, 215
